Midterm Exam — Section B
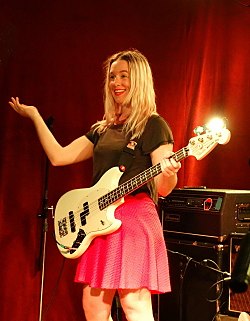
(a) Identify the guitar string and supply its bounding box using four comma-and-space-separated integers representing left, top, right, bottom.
59, 163, 162, 234
58, 147, 190, 230
56, 135, 219, 251
61, 133, 220, 229
69, 139, 215, 226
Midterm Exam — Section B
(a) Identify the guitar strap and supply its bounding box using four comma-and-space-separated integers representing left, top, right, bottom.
118, 139, 138, 172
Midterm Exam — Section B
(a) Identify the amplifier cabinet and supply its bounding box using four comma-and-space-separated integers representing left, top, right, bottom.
228, 234, 250, 315
160, 189, 250, 242
159, 237, 230, 321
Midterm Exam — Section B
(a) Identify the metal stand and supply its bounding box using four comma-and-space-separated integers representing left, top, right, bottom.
37, 117, 54, 321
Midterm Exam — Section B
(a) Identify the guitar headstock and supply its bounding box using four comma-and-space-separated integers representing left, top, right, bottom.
188, 127, 231, 160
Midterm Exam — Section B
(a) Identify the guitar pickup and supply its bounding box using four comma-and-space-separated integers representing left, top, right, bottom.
80, 202, 89, 226
69, 211, 76, 233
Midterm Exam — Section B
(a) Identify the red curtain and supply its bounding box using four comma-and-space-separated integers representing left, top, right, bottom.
0, 1, 249, 320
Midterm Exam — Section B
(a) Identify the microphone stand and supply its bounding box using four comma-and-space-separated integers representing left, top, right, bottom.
37, 116, 54, 321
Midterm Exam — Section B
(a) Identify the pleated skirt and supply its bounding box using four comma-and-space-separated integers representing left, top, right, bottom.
74, 193, 171, 294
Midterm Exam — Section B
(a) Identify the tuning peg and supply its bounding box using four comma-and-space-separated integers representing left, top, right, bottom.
193, 126, 205, 135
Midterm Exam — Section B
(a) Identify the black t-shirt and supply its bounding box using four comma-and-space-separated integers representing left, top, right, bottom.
85, 115, 174, 196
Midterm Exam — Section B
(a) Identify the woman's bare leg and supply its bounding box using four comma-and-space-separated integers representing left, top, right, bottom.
82, 285, 116, 321
118, 288, 155, 321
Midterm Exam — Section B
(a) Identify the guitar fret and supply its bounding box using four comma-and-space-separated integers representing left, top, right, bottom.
173, 147, 189, 162
98, 146, 191, 211
98, 163, 162, 210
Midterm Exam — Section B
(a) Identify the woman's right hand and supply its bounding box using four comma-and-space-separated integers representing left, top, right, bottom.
9, 97, 39, 120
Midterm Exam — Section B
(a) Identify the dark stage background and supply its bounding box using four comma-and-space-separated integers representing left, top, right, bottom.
0, 0, 249, 320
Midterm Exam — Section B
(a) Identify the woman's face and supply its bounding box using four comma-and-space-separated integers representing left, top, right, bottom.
109, 59, 130, 107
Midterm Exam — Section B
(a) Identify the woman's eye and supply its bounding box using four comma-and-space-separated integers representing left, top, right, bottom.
109, 73, 128, 81
121, 74, 128, 79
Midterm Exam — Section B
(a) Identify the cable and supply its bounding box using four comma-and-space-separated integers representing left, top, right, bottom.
211, 300, 229, 321
201, 259, 225, 303
41, 251, 66, 321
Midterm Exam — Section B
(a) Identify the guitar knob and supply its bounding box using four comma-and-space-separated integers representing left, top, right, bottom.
190, 139, 196, 145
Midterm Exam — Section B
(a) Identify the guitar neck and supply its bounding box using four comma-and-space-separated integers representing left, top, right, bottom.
98, 146, 189, 209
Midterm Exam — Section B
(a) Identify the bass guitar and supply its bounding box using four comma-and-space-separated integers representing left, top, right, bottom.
54, 126, 231, 259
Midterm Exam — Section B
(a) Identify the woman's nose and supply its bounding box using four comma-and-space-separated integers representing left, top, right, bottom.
114, 76, 120, 86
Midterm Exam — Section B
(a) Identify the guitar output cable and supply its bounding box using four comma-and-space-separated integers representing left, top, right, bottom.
52, 231, 78, 252
41, 256, 66, 321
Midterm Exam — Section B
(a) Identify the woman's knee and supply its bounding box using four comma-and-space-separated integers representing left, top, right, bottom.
118, 288, 154, 321
82, 286, 115, 321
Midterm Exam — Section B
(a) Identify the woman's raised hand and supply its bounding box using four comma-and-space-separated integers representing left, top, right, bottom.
9, 97, 39, 120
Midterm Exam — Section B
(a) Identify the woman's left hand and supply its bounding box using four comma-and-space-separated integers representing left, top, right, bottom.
160, 153, 181, 177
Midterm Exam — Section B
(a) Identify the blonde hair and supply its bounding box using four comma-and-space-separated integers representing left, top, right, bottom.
93, 49, 158, 139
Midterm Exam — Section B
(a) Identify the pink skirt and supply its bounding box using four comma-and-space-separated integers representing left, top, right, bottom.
74, 193, 171, 294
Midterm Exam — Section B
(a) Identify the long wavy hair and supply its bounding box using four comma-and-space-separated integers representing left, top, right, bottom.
93, 49, 158, 139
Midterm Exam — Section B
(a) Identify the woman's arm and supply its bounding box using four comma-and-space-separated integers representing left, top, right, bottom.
150, 143, 181, 197
9, 97, 93, 166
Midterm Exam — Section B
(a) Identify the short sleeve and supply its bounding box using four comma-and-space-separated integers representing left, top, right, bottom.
85, 128, 100, 146
141, 115, 174, 154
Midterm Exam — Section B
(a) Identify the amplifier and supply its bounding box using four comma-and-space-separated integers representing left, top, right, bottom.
159, 189, 250, 242
158, 237, 230, 321
229, 234, 250, 315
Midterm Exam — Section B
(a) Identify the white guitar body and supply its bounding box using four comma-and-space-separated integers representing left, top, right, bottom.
54, 167, 124, 259
54, 127, 231, 259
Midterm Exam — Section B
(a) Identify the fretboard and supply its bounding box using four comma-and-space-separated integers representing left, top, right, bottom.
98, 146, 189, 210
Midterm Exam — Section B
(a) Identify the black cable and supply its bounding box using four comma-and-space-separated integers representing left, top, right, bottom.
211, 300, 229, 321
201, 259, 225, 303
41, 253, 66, 321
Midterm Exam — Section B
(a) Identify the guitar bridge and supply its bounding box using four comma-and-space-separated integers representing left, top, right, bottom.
70, 229, 86, 254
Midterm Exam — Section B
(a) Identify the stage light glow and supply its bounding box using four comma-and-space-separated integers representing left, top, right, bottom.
193, 117, 227, 135
206, 117, 226, 132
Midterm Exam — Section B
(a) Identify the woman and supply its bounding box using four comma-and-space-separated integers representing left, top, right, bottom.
9, 49, 181, 321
